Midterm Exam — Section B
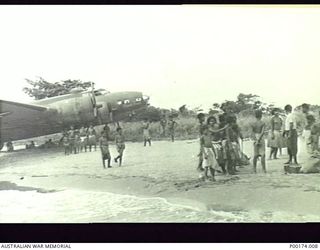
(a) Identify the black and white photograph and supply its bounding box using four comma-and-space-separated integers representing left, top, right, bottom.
1, 5, 320, 223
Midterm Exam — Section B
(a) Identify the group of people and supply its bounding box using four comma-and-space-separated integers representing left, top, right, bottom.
271, 103, 320, 169
60, 124, 125, 169
5, 102, 319, 177
59, 117, 177, 169
141, 116, 178, 146
25, 141, 35, 149
267, 104, 318, 168
196, 111, 251, 181
61, 125, 98, 155
196, 103, 320, 181
99, 126, 126, 169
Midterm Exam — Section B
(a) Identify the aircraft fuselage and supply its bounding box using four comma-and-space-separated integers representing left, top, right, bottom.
0, 90, 149, 148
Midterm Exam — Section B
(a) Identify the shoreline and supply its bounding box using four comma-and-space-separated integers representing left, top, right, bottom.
1, 140, 320, 222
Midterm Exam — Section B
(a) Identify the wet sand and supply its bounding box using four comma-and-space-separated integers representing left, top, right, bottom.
0, 139, 320, 222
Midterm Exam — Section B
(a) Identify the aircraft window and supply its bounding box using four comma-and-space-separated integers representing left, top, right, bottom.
117, 101, 122, 105
124, 99, 130, 104
95, 89, 110, 96
135, 97, 142, 102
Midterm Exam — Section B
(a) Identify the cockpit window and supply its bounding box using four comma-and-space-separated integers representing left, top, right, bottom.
117, 99, 130, 105
94, 89, 110, 96
135, 97, 142, 102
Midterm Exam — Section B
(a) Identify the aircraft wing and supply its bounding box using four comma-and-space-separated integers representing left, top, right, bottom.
0, 100, 48, 114
0, 99, 59, 143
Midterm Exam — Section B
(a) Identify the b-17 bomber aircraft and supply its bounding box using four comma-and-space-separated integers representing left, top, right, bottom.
0, 87, 149, 150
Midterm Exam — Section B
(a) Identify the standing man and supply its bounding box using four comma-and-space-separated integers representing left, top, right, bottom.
79, 126, 88, 152
68, 126, 76, 154
114, 127, 126, 166
99, 132, 112, 168
308, 115, 320, 155
167, 116, 178, 142
284, 104, 298, 165
251, 110, 267, 173
301, 103, 311, 154
62, 129, 70, 155
87, 125, 97, 152
160, 117, 167, 137
196, 113, 206, 172
268, 109, 283, 160
142, 120, 152, 147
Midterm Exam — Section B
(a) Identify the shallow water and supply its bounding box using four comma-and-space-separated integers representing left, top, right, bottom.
1, 189, 319, 223
1, 139, 320, 223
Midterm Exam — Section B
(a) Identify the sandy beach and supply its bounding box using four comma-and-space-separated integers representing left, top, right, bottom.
1, 138, 320, 222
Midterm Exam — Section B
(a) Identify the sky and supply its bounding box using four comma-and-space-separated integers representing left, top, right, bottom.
0, 5, 320, 111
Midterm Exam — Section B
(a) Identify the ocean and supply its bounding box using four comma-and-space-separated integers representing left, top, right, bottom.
0, 189, 319, 223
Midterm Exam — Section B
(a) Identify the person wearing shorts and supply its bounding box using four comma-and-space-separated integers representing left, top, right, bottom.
114, 127, 126, 166
99, 133, 112, 168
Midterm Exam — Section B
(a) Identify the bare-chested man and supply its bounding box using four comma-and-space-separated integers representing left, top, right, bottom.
99, 133, 112, 168
251, 110, 266, 173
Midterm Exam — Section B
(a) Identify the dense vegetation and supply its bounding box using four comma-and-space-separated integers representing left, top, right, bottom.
23, 78, 93, 100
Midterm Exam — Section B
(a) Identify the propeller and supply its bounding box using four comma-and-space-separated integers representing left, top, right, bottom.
90, 83, 115, 124
90, 82, 102, 124
107, 102, 114, 123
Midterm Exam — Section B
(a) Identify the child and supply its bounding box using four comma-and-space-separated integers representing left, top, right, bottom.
99, 133, 112, 168
200, 125, 219, 181
251, 110, 266, 173
114, 127, 125, 166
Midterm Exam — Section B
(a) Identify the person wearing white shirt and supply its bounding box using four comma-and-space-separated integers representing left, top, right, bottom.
284, 104, 298, 165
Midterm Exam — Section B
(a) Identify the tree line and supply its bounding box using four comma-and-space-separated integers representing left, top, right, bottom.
23, 77, 319, 122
